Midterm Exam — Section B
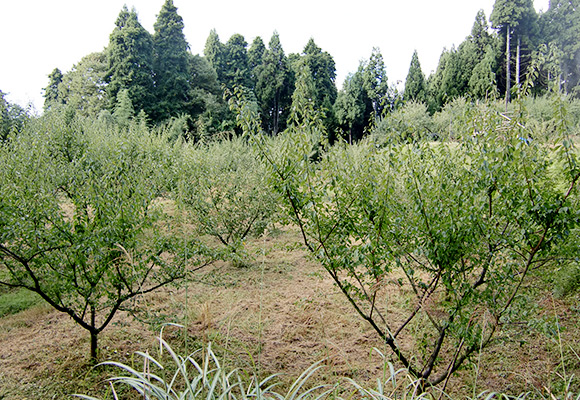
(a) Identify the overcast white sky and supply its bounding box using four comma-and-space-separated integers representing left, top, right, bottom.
0, 0, 549, 111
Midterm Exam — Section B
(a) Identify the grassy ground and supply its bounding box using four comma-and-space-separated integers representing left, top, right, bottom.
0, 225, 579, 399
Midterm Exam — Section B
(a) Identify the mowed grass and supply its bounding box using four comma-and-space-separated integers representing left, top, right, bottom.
0, 287, 41, 318
0, 222, 579, 399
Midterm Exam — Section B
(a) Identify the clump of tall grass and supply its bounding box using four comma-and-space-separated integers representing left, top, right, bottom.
74, 325, 335, 400
74, 331, 580, 400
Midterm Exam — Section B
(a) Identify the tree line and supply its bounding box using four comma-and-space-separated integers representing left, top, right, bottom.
32, 0, 580, 142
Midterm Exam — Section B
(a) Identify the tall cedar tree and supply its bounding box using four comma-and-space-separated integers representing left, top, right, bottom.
107, 6, 155, 117
302, 39, 337, 108
204, 30, 227, 86
153, 0, 191, 122
44, 68, 64, 111
469, 45, 498, 98
362, 47, 389, 120
467, 11, 498, 99
470, 10, 494, 56
404, 50, 427, 103
335, 66, 372, 143
541, 0, 580, 92
490, 0, 538, 102
301, 39, 338, 132
224, 34, 251, 90
248, 36, 266, 89
255, 32, 293, 134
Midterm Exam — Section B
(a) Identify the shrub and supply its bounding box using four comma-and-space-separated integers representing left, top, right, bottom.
235, 92, 580, 386
0, 112, 210, 361
173, 137, 277, 267
372, 101, 434, 144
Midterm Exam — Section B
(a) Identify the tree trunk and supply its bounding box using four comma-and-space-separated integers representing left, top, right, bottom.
90, 331, 98, 363
90, 305, 98, 363
505, 24, 511, 109
516, 36, 521, 91
273, 89, 283, 135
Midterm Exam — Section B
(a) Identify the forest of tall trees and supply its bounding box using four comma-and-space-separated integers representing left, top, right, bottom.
9, 0, 576, 141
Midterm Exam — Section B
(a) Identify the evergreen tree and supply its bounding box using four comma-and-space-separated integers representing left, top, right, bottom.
301, 38, 338, 108
60, 52, 108, 118
113, 88, 135, 128
362, 47, 389, 120
255, 32, 292, 134
404, 50, 427, 103
152, 0, 191, 122
541, 0, 580, 93
248, 36, 266, 88
470, 10, 493, 56
335, 66, 372, 143
204, 30, 227, 86
223, 34, 251, 90
491, 0, 539, 102
469, 45, 498, 99
425, 10, 497, 109
43, 68, 65, 111
106, 6, 155, 117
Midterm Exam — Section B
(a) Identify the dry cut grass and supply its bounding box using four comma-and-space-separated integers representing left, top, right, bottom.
0, 225, 579, 399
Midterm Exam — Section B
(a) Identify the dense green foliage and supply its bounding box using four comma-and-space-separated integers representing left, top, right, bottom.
404, 50, 428, 103
4, 1, 580, 393
173, 137, 277, 266
0, 90, 29, 141
255, 32, 293, 134
106, 6, 156, 117
2, 86, 580, 395
152, 0, 191, 121
0, 112, 210, 361
231, 86, 580, 387
32, 0, 580, 142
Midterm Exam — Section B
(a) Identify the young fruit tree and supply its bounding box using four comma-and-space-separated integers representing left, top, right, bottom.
230, 88, 580, 387
0, 113, 210, 362
172, 137, 277, 267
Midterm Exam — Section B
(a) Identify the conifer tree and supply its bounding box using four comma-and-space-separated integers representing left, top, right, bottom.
335, 66, 372, 143
224, 34, 251, 90
43, 68, 65, 111
469, 45, 498, 98
204, 30, 227, 85
470, 10, 493, 56
106, 6, 155, 117
301, 39, 338, 108
362, 47, 389, 120
248, 36, 266, 88
541, 0, 580, 92
255, 32, 293, 134
152, 0, 191, 122
404, 50, 427, 103
491, 0, 539, 103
